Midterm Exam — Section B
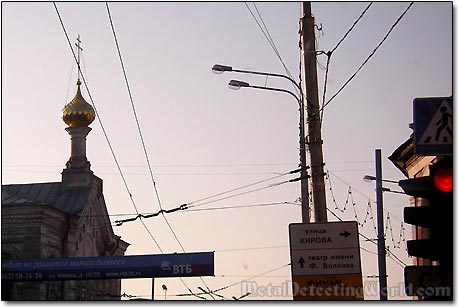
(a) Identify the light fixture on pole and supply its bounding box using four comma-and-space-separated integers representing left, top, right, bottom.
363, 175, 398, 184
363, 175, 404, 195
214, 64, 310, 223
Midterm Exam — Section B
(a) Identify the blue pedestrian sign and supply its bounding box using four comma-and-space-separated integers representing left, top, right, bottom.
414, 96, 452, 155
2, 252, 214, 281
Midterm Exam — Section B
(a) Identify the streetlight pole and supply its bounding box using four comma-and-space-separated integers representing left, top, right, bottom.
375, 149, 388, 300
214, 65, 310, 223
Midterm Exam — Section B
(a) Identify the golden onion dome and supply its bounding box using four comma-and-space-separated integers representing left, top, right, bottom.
62, 81, 95, 127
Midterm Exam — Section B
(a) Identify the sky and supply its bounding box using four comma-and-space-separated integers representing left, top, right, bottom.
1, 1, 453, 301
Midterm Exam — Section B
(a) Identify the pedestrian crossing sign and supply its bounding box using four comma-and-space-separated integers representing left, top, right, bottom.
414, 96, 452, 155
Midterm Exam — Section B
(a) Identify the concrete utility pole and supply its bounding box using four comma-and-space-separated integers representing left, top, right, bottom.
300, 2, 327, 222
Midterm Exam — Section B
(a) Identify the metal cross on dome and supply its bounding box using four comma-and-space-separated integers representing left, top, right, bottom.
75, 34, 83, 83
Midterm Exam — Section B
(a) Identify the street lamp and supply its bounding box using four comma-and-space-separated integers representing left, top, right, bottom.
214, 64, 310, 223
213, 64, 302, 92
228, 80, 250, 90
228, 80, 301, 104
363, 175, 398, 184
364, 175, 405, 195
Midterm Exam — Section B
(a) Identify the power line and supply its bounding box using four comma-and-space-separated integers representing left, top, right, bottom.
188, 179, 295, 209
318, 2, 414, 116
244, 2, 297, 93
320, 0, 374, 123
214, 245, 288, 253
327, 207, 407, 268
184, 201, 297, 213
53, 2, 163, 254
187, 168, 298, 207
55, 2, 207, 299
176, 262, 291, 298
326, 169, 404, 223
113, 204, 188, 226
331, 2, 374, 53
105, 2, 163, 213
105, 4, 217, 298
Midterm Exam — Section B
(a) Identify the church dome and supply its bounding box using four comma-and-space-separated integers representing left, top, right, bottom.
62, 81, 95, 127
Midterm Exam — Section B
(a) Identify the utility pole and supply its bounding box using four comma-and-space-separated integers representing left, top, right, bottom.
375, 149, 388, 300
300, 2, 327, 222
299, 96, 311, 223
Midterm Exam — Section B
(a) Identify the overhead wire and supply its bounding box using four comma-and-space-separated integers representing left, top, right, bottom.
184, 201, 298, 213
326, 169, 404, 222
188, 179, 295, 209
52, 2, 164, 254
318, 2, 414, 116
244, 2, 299, 96
331, 2, 374, 54
175, 262, 291, 298
320, 2, 373, 125
53, 2, 211, 299
105, 3, 218, 298
187, 168, 299, 207
82, 167, 299, 223
325, 169, 408, 255
327, 207, 407, 268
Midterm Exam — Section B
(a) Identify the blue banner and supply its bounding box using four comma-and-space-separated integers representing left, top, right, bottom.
2, 252, 214, 281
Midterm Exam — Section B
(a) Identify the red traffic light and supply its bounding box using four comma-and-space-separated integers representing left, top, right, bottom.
432, 167, 452, 192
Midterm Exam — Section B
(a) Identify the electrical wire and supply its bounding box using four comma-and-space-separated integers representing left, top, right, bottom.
326, 169, 408, 253
52, 6, 220, 300
187, 168, 298, 207
318, 2, 414, 116
331, 2, 374, 54
327, 207, 407, 268
106, 4, 218, 298
184, 201, 297, 213
326, 169, 404, 222
321, 2, 374, 125
188, 179, 294, 209
176, 262, 291, 298
244, 2, 298, 95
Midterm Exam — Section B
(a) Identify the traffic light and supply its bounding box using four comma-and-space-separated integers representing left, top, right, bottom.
398, 158, 453, 299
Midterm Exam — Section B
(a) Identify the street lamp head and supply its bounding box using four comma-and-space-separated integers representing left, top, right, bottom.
363, 175, 376, 182
212, 64, 233, 74
228, 79, 250, 90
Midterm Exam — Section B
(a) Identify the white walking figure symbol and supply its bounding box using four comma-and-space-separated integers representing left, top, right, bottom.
435, 106, 452, 141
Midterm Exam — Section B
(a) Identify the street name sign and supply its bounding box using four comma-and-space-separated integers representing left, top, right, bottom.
414, 96, 453, 155
289, 221, 363, 300
2, 252, 214, 281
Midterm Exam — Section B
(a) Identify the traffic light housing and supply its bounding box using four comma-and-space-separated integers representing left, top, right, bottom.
398, 158, 453, 299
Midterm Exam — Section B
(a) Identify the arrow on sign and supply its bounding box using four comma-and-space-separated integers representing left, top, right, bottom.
298, 257, 305, 269
339, 231, 351, 238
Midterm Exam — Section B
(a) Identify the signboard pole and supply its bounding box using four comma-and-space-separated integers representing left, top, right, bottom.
375, 149, 388, 300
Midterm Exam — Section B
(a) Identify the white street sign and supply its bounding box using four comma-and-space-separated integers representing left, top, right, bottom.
289, 221, 362, 276
291, 248, 361, 276
289, 221, 359, 250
